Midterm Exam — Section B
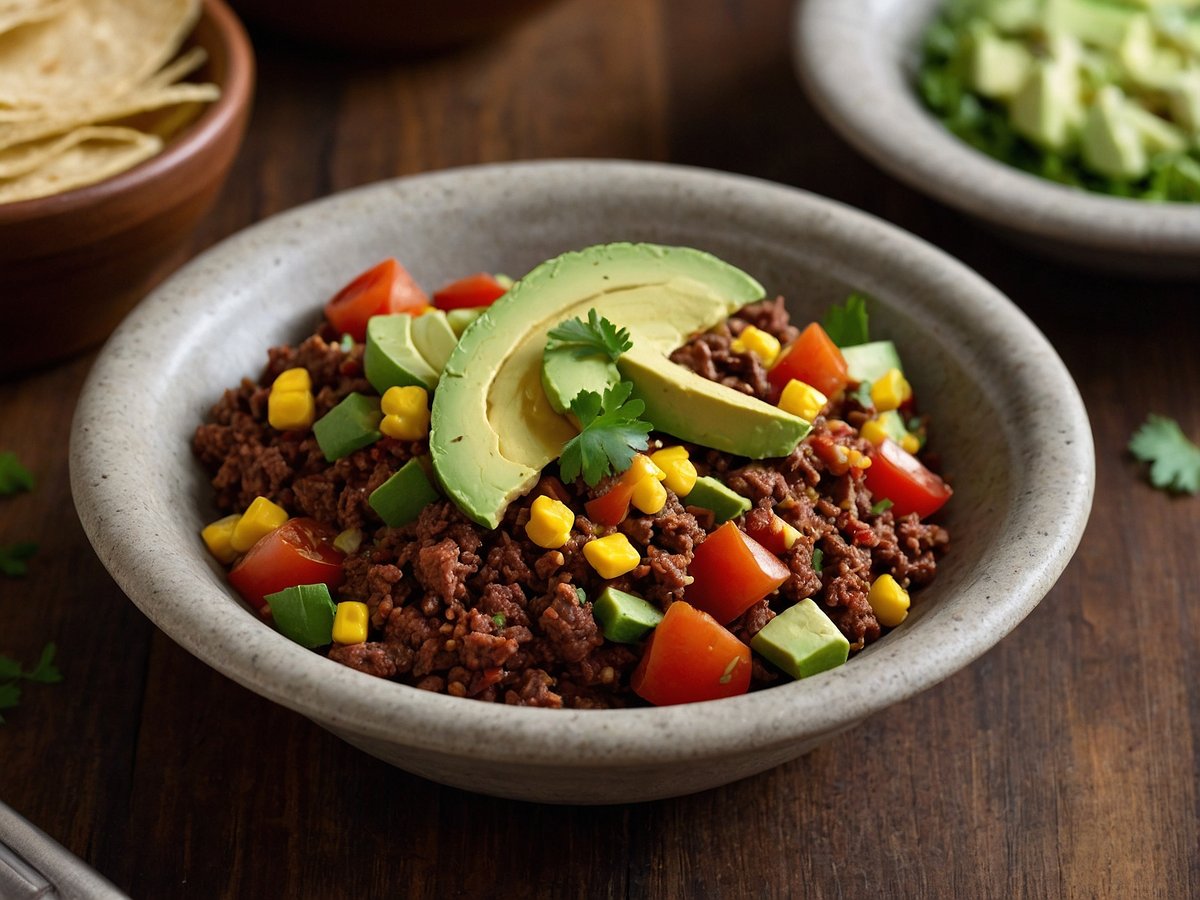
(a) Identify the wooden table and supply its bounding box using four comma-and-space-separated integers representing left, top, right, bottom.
3, 1, 1197, 896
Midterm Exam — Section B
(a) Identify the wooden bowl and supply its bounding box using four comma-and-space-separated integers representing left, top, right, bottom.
0, 0, 254, 378
231, 0, 560, 53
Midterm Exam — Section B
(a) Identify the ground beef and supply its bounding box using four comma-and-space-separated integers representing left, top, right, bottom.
193, 298, 950, 707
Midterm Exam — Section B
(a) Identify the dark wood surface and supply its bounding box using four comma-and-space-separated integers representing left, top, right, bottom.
2, 1, 1198, 897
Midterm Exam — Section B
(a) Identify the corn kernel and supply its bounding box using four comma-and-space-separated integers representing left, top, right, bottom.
778, 379, 828, 422
380, 385, 430, 441
867, 574, 910, 627
583, 533, 641, 579
332, 601, 369, 645
631, 475, 667, 514
650, 446, 689, 465
871, 368, 912, 413
845, 448, 871, 470
272, 367, 311, 393
730, 326, 781, 366
900, 433, 921, 455
201, 513, 242, 564
525, 495, 575, 549
778, 518, 801, 550
230, 496, 289, 552
627, 453, 666, 483
268, 389, 316, 431
650, 447, 698, 496
860, 418, 888, 445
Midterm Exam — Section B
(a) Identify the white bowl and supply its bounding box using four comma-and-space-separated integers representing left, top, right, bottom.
795, 0, 1200, 278
70, 160, 1094, 803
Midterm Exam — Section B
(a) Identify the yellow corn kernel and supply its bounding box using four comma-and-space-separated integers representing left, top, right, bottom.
778, 518, 801, 550
525, 495, 575, 549
583, 533, 641, 579
650, 446, 697, 496
778, 379, 828, 422
900, 432, 921, 455
627, 453, 666, 484
871, 368, 913, 413
860, 418, 888, 445
631, 475, 667, 515
230, 496, 289, 553
268, 389, 316, 431
332, 601, 370, 645
380, 385, 430, 440
650, 446, 688, 465
867, 574, 910, 628
730, 326, 781, 366
201, 513, 242, 564
272, 367, 311, 393
845, 448, 871, 470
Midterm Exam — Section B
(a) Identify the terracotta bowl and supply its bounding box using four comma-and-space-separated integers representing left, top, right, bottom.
231, 0, 560, 53
0, 0, 254, 378
795, 0, 1200, 278
70, 161, 1094, 804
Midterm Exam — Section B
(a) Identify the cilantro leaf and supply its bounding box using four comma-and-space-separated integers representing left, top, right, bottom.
545, 309, 632, 362
0, 451, 34, 496
559, 381, 652, 487
0, 682, 20, 714
0, 542, 37, 577
870, 498, 894, 515
25, 643, 62, 685
822, 293, 870, 347
0, 656, 21, 680
1129, 414, 1200, 495
850, 379, 874, 410
812, 547, 824, 573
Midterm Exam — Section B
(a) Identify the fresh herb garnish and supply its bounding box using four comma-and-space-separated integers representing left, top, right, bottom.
0, 643, 62, 724
559, 381, 652, 487
574, 587, 587, 605
339, 332, 355, 352
491, 613, 506, 629
1129, 414, 1200, 495
0, 451, 34, 496
0, 542, 37, 577
545, 309, 632, 363
822, 293, 870, 347
851, 379, 874, 410
870, 499, 894, 515
812, 547, 824, 573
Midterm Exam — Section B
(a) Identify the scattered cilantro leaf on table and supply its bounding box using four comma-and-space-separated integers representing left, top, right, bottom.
0, 451, 34, 496
0, 541, 37, 577
822, 293, 870, 347
545, 309, 632, 362
1129, 414, 1200, 495
0, 683, 20, 723
0, 643, 62, 724
559, 381, 652, 487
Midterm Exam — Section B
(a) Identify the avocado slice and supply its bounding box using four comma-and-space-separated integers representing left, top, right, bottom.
839, 340, 904, 385
411, 310, 459, 373
365, 314, 439, 393
446, 306, 486, 336
430, 243, 772, 529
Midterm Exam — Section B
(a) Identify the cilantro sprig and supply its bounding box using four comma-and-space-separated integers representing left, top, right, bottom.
0, 643, 62, 725
0, 451, 34, 496
1129, 414, 1200, 495
545, 309, 632, 362
822, 293, 870, 347
0, 541, 37, 577
559, 381, 652, 487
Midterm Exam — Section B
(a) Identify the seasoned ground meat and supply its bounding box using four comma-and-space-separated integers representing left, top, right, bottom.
193, 298, 950, 707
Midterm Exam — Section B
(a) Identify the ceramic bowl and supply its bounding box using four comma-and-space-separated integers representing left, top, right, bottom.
795, 0, 1200, 278
69, 160, 1094, 804
0, 0, 254, 378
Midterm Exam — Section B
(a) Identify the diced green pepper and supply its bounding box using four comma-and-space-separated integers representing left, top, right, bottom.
266, 583, 337, 648
368, 457, 440, 527
313, 392, 383, 462
593, 586, 663, 643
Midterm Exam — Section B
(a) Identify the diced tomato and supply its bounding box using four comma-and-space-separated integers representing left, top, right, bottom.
228, 518, 345, 614
766, 322, 851, 399
584, 479, 637, 526
324, 258, 430, 342
685, 521, 790, 624
630, 601, 751, 706
864, 438, 952, 520
432, 273, 508, 310
743, 511, 797, 556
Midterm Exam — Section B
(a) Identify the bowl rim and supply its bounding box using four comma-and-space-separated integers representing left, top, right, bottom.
0, 0, 253, 225
794, 0, 1200, 255
70, 159, 1095, 767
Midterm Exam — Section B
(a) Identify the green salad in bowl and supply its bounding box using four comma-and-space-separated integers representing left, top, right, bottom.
919, 0, 1200, 200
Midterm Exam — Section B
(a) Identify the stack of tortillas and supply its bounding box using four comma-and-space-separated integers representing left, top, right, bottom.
0, 0, 219, 204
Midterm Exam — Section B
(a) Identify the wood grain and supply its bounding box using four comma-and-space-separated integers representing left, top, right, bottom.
1, 0, 1197, 897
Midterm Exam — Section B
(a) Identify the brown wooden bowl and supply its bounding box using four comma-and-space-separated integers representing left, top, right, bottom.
0, 0, 255, 378
231, 0, 560, 53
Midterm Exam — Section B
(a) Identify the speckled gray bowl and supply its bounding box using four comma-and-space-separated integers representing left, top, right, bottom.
795, 0, 1200, 278
70, 160, 1093, 804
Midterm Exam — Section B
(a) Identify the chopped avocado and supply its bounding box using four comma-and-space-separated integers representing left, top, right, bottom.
683, 475, 751, 524
1044, 0, 1137, 51
364, 314, 439, 393
1010, 48, 1085, 150
1167, 71, 1200, 137
750, 598, 850, 679
985, 0, 1041, 34
1119, 13, 1186, 90
411, 310, 459, 372
446, 306, 486, 336
1126, 103, 1188, 153
592, 586, 664, 643
839, 340, 903, 385
313, 392, 382, 462
266, 583, 337, 648
969, 23, 1034, 99
368, 456, 440, 527
430, 243, 767, 529
1082, 85, 1149, 179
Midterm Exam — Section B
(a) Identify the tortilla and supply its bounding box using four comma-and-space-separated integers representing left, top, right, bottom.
0, 0, 70, 37
0, 124, 160, 203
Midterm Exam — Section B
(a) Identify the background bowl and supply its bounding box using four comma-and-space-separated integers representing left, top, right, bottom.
231, 0, 560, 53
0, 0, 254, 378
795, 0, 1200, 279
70, 160, 1094, 804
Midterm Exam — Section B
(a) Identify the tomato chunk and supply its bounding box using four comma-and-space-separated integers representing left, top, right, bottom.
685, 521, 790, 624
432, 273, 508, 310
742, 511, 799, 556
864, 438, 952, 519
228, 518, 345, 614
584, 479, 636, 526
630, 601, 751, 706
766, 322, 851, 399
324, 258, 430, 342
